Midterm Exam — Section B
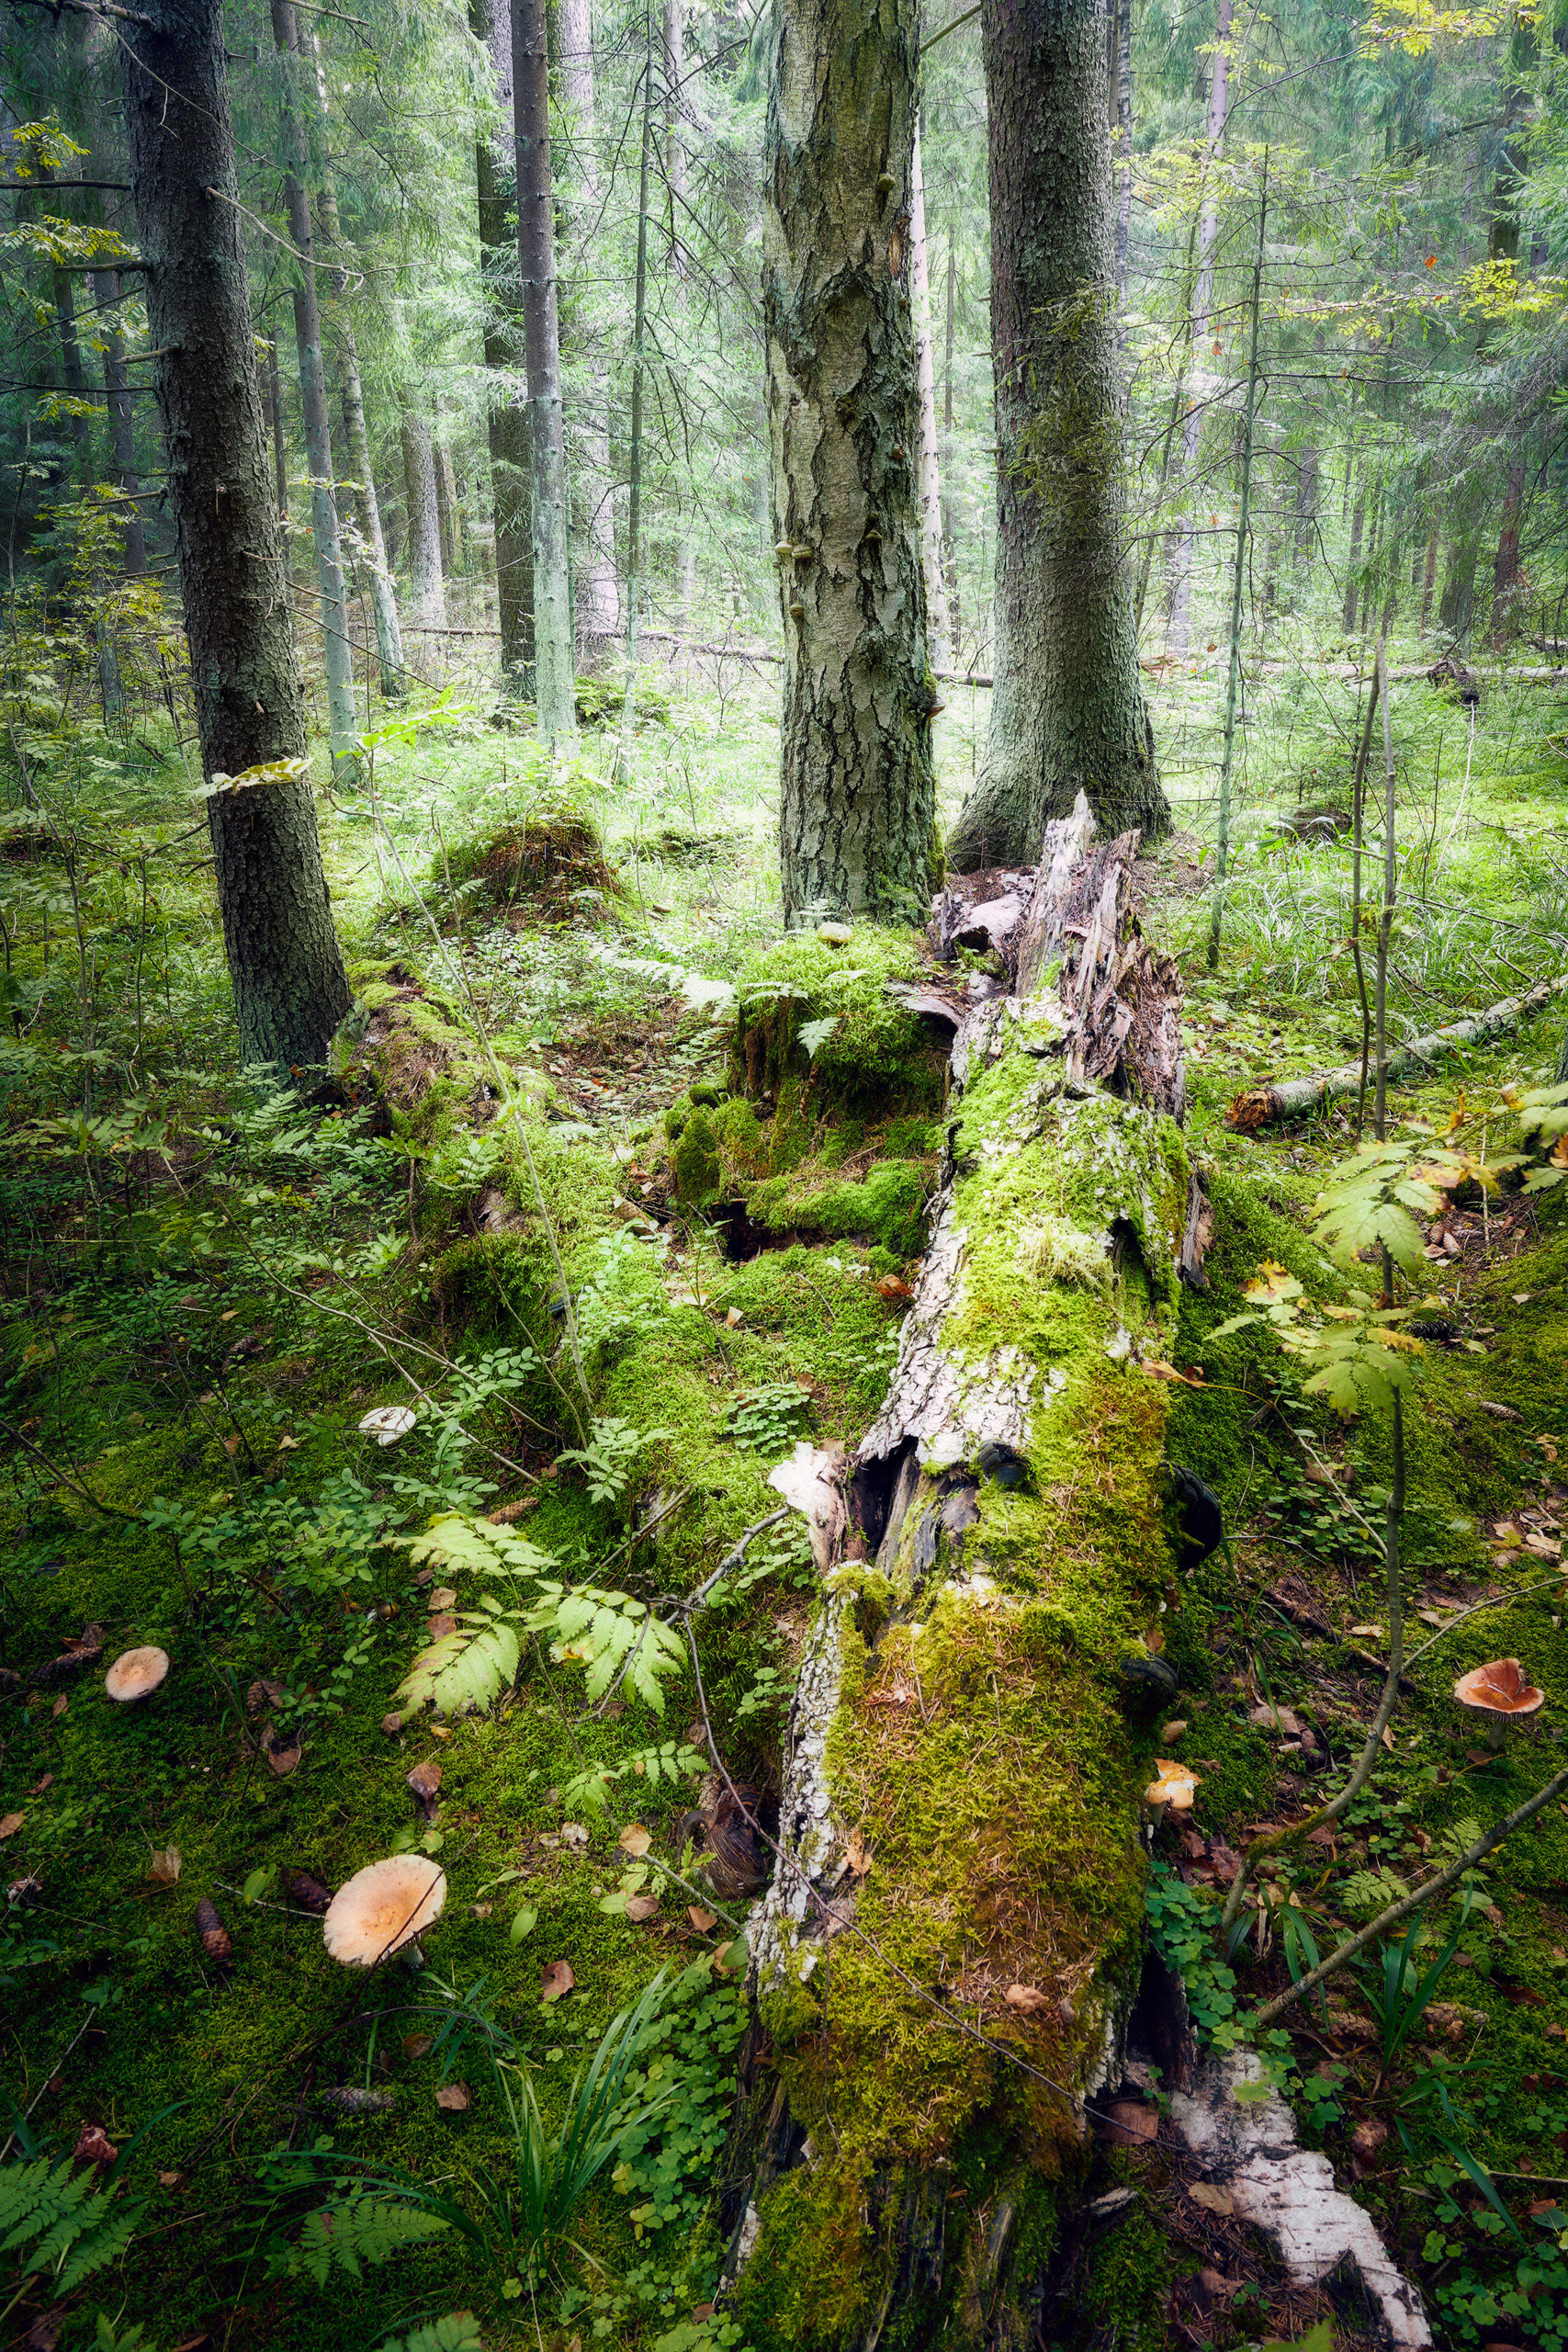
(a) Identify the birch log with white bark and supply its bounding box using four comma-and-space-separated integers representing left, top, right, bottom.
725, 796, 1195, 2349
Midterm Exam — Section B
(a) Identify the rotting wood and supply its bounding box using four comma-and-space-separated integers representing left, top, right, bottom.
1226, 973, 1568, 1130
721, 794, 1197, 2346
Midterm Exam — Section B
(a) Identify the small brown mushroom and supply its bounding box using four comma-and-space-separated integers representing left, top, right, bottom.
1453, 1657, 1544, 1747
322, 1856, 446, 1970
104, 1646, 170, 1703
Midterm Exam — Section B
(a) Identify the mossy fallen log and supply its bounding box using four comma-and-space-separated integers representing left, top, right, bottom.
723, 797, 1196, 2350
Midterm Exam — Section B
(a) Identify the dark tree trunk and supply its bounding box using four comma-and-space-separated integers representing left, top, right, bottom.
513, 0, 576, 741
949, 0, 1167, 870
1491, 454, 1526, 644
472, 0, 536, 682
763, 0, 935, 921
400, 408, 447, 646
314, 164, 406, 695
50, 260, 95, 492
92, 193, 146, 576
1419, 525, 1438, 634
1112, 0, 1132, 303
121, 0, 349, 1069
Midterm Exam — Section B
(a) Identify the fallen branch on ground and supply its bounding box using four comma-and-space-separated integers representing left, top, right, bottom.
1227, 973, 1568, 1130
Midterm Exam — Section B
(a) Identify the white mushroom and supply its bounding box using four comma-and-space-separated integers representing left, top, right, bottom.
322, 1856, 446, 1968
104, 1646, 170, 1703
358, 1406, 417, 1446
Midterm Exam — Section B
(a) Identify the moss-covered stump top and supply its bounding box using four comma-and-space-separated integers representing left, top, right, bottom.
728, 922, 951, 1112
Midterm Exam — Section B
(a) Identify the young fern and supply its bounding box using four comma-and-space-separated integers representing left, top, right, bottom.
0, 2158, 145, 2324
267, 2194, 451, 2288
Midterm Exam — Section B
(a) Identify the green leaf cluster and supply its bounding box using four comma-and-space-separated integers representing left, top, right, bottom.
0, 2155, 144, 2301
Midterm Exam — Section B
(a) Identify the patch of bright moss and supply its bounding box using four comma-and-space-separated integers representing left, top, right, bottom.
728, 924, 946, 1111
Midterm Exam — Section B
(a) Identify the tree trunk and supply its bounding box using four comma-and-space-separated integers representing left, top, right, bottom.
663, 0, 686, 276
728, 798, 1192, 2347
942, 236, 963, 650
764, 0, 935, 922
472, 0, 535, 684
1491, 453, 1526, 646
270, 0, 359, 778
1342, 492, 1364, 634
400, 407, 448, 648
50, 258, 95, 492
312, 168, 407, 697
267, 334, 289, 521
1162, 0, 1232, 659
433, 431, 457, 579
1291, 440, 1318, 576
949, 0, 1166, 872
1112, 0, 1132, 305
121, 0, 349, 1069
91, 192, 146, 575
1419, 526, 1438, 635
910, 129, 952, 673
561, 0, 619, 665
513, 0, 576, 742
616, 22, 656, 779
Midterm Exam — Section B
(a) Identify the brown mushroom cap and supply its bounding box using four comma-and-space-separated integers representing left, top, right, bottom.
1452, 1658, 1544, 1716
322, 1856, 446, 1965
104, 1646, 170, 1703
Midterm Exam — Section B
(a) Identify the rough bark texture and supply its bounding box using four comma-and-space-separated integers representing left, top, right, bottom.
1161, 0, 1230, 661
727, 797, 1191, 2350
270, 0, 359, 773
910, 129, 952, 672
949, 0, 1166, 872
513, 0, 576, 742
400, 409, 448, 645
764, 0, 935, 922
121, 0, 349, 1070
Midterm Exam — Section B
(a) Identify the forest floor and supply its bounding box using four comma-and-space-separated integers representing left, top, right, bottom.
2, 650, 1567, 2352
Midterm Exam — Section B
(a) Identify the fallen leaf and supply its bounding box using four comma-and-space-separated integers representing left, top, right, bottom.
29, 1774, 53, 1794
158, 2171, 181, 2187
1351, 2117, 1389, 2165
24, 2309, 66, 2352
1381, 1724, 1394, 1751
1189, 2181, 1235, 2216
0, 1814, 23, 1839
429, 1587, 457, 1609
359, 1405, 417, 1445
725, 1306, 744, 1328
403, 2033, 435, 2057
472, 1902, 493, 1918
845, 1827, 872, 1878
51, 1696, 66, 1718
624, 1894, 660, 1923
1098, 2098, 1158, 2144
435, 2083, 470, 2111
277, 1433, 301, 1450
1249, 1702, 1303, 1736
541, 1959, 576, 2003
618, 1824, 652, 1858
688, 1905, 718, 1932
1006, 1984, 1050, 2014
406, 1761, 443, 1818
146, 1846, 182, 1885
690, 2308, 716, 2326
427, 1723, 452, 1741
425, 1613, 457, 1640
246, 1677, 284, 1717
73, 2124, 116, 2166
560, 1821, 590, 1849
380, 1712, 403, 1736
264, 1729, 302, 1779
1160, 1719, 1188, 1741
1139, 1359, 1204, 1386
876, 1275, 913, 1301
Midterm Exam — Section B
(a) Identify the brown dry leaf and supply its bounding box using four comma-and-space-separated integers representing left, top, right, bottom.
687, 1905, 718, 1932
427, 1723, 453, 1741
146, 1846, 182, 1886
406, 1760, 443, 1817
158, 2171, 181, 2188
472, 1902, 493, 1919
435, 2083, 470, 2112
1249, 1702, 1303, 1736
1138, 1360, 1204, 1386
73, 2124, 116, 2167
380, 1712, 403, 1736
1099, 2099, 1158, 2145
845, 1828, 872, 1878
541, 1959, 576, 2003
425, 1613, 457, 1641
51, 1696, 67, 1718
1190, 2181, 1235, 2216
402, 2033, 435, 2058
1381, 1724, 1395, 1751
265, 1729, 303, 1779
245, 1677, 284, 1718
617, 1824, 653, 1858
624, 1894, 660, 1923
277, 1433, 301, 1451
1351, 2117, 1389, 2165
1160, 1719, 1188, 1742
1005, 1984, 1050, 2015
24, 2309, 66, 2352
725, 1306, 744, 1328
429, 1587, 457, 1609
0, 1814, 23, 1839
876, 1275, 913, 1301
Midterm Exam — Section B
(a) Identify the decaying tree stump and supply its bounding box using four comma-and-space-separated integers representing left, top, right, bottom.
723, 797, 1201, 2348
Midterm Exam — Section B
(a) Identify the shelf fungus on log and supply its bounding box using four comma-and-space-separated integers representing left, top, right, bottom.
722, 797, 1196, 2346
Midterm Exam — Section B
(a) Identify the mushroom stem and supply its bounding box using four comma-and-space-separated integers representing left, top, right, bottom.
401, 1940, 425, 1973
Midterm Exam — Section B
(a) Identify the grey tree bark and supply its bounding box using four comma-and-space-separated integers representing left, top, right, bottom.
121, 0, 349, 1069
560, 0, 619, 663
471, 0, 535, 684
1162, 0, 1231, 660
948, 0, 1167, 871
764, 0, 936, 922
270, 0, 359, 779
400, 407, 448, 650
513, 0, 577, 742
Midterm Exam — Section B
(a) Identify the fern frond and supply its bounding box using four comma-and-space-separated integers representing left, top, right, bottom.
397, 1596, 522, 1715
0, 2155, 144, 2293
403, 1513, 553, 1583
378, 2315, 484, 2352
54, 2194, 142, 2293
276, 2194, 450, 2288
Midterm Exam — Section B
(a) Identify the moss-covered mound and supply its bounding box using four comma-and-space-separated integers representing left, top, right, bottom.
442, 797, 614, 912
728, 923, 949, 1112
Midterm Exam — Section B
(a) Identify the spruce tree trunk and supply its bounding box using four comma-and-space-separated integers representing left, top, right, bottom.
270, 0, 359, 778
942, 237, 964, 650
513, 0, 577, 742
1162, 0, 1231, 660
472, 0, 536, 686
400, 408, 448, 651
92, 198, 147, 576
764, 0, 935, 922
1112, 0, 1133, 304
1292, 442, 1318, 576
50, 259, 95, 492
949, 0, 1167, 872
1342, 492, 1365, 634
1491, 453, 1526, 645
560, 0, 620, 664
313, 162, 406, 696
121, 0, 349, 1070
1419, 526, 1438, 634
727, 800, 1192, 2348
267, 335, 289, 519
433, 433, 457, 579
910, 129, 953, 673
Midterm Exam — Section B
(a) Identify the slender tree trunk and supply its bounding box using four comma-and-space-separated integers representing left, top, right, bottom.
560, 0, 619, 666
1491, 452, 1526, 645
91, 194, 146, 575
1292, 441, 1318, 575
121, 0, 349, 1069
1342, 492, 1365, 633
1163, 0, 1232, 657
764, 0, 935, 920
400, 408, 448, 654
50, 261, 95, 492
311, 155, 406, 695
1207, 159, 1267, 972
616, 26, 656, 780
471, 0, 535, 684
941, 235, 963, 651
267, 335, 289, 521
513, 0, 576, 742
663, 0, 686, 276
951, 0, 1166, 870
910, 129, 952, 672
270, 0, 358, 777
1419, 525, 1438, 634
433, 433, 457, 578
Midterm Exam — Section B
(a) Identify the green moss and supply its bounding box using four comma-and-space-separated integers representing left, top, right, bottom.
1084, 2201, 1173, 2352
747, 1159, 931, 1255
670, 1104, 723, 1206
728, 924, 946, 1111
